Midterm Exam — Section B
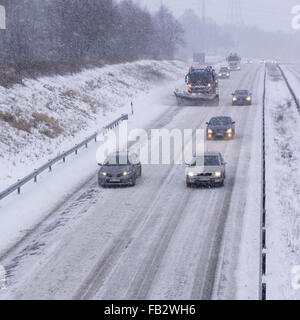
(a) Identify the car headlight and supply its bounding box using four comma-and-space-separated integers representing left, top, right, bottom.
207, 129, 213, 134
123, 171, 129, 176
232, 97, 237, 101
218, 73, 222, 76
102, 172, 107, 176
188, 84, 192, 89
188, 172, 194, 177
246, 96, 251, 101
207, 83, 211, 88
227, 73, 230, 76
226, 128, 232, 134
214, 171, 222, 178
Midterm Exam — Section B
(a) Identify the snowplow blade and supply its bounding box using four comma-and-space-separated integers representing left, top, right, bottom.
174, 91, 219, 106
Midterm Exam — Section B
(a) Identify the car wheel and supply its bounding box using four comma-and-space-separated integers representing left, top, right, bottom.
139, 167, 142, 177
131, 177, 136, 186
186, 182, 192, 188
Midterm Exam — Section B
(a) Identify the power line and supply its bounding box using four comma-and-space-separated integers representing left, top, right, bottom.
226, 0, 244, 26
202, 0, 206, 24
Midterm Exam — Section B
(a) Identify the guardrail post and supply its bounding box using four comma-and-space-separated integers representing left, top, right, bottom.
63, 156, 65, 163
17, 180, 20, 194
34, 171, 37, 183
75, 145, 78, 155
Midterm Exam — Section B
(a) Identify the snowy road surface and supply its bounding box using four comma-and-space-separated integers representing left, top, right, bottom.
0, 64, 264, 300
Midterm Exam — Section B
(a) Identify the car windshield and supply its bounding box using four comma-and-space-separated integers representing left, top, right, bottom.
220, 68, 228, 72
228, 56, 240, 61
104, 154, 132, 166
188, 73, 212, 84
190, 155, 220, 166
209, 117, 231, 125
235, 90, 249, 95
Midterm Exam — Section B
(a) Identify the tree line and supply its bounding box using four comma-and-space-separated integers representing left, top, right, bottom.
0, 0, 184, 65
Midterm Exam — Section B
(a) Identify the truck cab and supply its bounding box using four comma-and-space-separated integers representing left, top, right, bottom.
227, 53, 241, 71
185, 65, 218, 94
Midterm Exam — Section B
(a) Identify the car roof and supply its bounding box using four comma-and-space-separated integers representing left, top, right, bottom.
209, 116, 232, 121
108, 151, 134, 157
194, 152, 221, 157
235, 89, 249, 92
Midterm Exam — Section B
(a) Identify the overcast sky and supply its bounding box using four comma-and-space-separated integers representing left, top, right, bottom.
133, 0, 299, 33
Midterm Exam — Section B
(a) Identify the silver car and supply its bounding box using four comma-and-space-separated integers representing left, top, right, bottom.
186, 152, 226, 187
98, 151, 142, 187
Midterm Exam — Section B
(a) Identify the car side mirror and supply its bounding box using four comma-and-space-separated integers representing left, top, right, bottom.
98, 163, 102, 166
206, 122, 209, 125
232, 121, 235, 124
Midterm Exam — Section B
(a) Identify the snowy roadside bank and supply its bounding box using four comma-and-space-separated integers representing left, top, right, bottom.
0, 59, 187, 191
265, 64, 300, 299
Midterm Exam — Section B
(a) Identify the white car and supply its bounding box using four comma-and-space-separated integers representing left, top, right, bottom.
186, 152, 226, 187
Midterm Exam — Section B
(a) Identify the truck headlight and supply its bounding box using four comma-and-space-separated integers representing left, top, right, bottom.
232, 97, 237, 101
207, 83, 211, 88
102, 172, 107, 176
214, 171, 222, 178
188, 84, 192, 89
226, 128, 232, 134
207, 129, 213, 134
246, 96, 251, 101
188, 172, 194, 177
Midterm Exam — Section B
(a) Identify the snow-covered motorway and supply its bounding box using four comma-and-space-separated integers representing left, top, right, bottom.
0, 63, 264, 300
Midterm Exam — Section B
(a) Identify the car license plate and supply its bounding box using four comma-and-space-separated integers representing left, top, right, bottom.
198, 177, 210, 182
110, 178, 121, 182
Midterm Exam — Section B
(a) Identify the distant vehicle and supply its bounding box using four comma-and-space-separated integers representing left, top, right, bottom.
193, 52, 205, 64
246, 59, 253, 64
174, 65, 219, 106
232, 89, 252, 105
227, 53, 241, 71
98, 151, 142, 187
186, 152, 226, 187
218, 67, 230, 79
206, 116, 235, 140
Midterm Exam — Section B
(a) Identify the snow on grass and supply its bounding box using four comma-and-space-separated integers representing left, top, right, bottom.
0, 60, 186, 191
265, 63, 300, 299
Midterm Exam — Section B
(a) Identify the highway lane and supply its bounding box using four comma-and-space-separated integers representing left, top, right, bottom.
0, 63, 264, 300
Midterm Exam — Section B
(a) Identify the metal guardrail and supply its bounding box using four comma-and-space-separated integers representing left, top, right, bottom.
260, 64, 267, 300
0, 114, 128, 201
